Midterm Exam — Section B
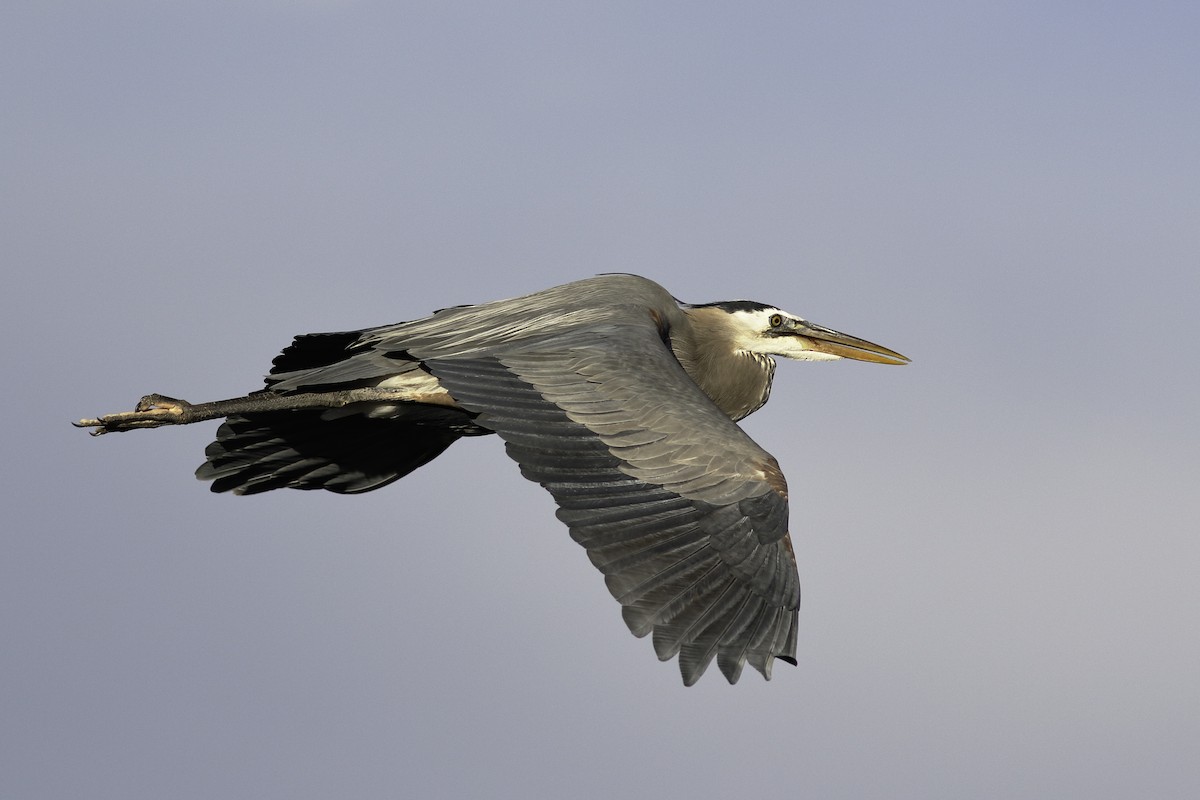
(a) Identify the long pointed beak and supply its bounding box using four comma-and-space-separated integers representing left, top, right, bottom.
794, 320, 910, 365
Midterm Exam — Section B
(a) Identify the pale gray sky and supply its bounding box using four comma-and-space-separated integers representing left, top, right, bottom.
4, 2, 1198, 798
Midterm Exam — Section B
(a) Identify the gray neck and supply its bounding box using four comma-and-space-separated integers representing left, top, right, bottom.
671, 307, 776, 422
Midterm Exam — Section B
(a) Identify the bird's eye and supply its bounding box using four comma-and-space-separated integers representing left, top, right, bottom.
769, 314, 783, 328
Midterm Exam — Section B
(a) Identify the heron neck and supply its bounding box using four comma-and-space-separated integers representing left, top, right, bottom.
672, 316, 776, 422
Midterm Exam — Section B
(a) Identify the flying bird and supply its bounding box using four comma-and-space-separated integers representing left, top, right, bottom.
76, 274, 908, 685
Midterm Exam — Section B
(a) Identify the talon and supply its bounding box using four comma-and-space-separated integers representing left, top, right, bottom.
72, 417, 111, 435
72, 394, 193, 434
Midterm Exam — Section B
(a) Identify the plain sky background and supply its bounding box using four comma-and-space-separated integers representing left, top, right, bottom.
3, 2, 1198, 798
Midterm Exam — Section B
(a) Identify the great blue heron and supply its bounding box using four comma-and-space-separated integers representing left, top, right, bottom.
76, 274, 908, 685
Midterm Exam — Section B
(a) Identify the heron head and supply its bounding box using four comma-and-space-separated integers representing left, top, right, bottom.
691, 301, 910, 365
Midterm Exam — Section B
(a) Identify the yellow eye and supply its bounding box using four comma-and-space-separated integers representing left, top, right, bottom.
769, 314, 783, 328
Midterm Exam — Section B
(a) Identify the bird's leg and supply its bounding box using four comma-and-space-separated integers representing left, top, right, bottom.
73, 394, 196, 434
73, 387, 418, 436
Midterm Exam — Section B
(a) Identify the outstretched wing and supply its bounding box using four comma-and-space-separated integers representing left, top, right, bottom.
426, 321, 799, 685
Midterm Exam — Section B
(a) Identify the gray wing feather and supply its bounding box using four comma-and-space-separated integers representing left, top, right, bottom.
267, 275, 683, 392
427, 320, 799, 685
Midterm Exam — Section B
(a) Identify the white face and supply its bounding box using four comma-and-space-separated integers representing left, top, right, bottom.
727, 308, 844, 361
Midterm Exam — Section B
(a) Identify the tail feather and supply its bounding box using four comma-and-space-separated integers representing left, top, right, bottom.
268, 330, 369, 379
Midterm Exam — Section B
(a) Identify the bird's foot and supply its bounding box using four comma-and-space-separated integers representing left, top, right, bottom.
73, 394, 192, 435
